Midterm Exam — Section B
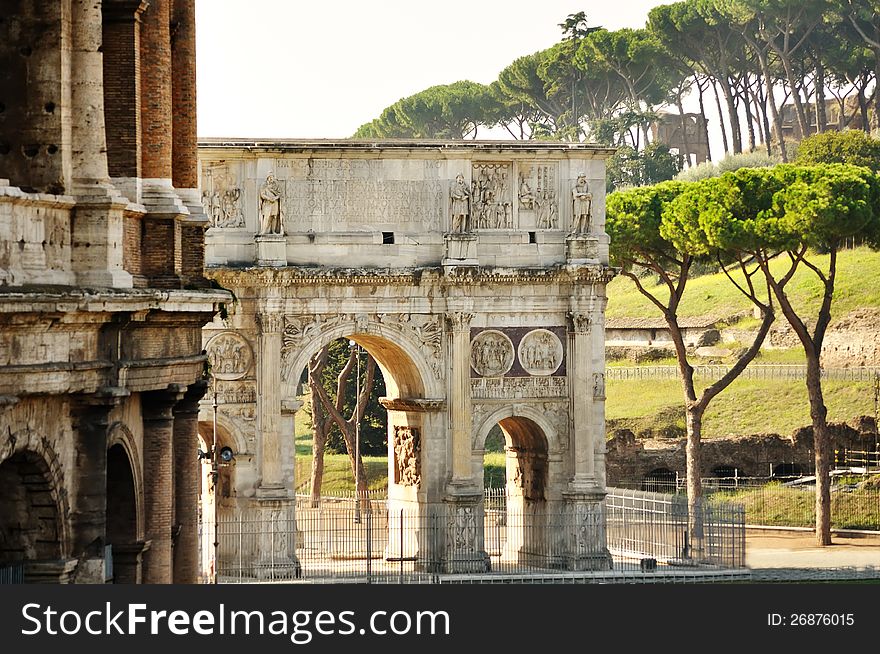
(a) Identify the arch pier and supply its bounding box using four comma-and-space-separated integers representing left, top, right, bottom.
200, 141, 616, 575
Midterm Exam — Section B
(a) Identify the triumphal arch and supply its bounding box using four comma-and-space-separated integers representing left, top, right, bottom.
199, 139, 615, 575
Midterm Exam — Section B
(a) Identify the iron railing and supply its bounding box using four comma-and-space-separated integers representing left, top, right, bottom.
606, 365, 880, 382
207, 486, 746, 583
0, 563, 24, 584
616, 476, 880, 531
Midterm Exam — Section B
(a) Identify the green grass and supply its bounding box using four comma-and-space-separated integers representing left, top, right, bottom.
711, 483, 880, 530
483, 452, 506, 488
606, 377, 874, 439
293, 402, 388, 493
607, 246, 880, 325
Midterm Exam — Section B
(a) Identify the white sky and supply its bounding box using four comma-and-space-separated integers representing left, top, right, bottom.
195, 0, 673, 140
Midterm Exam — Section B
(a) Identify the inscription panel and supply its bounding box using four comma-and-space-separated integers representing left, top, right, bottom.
272, 159, 444, 231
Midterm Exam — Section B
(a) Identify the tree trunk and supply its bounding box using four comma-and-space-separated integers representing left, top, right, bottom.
806, 355, 832, 546
307, 346, 330, 507
815, 63, 827, 133
742, 82, 757, 152
757, 46, 787, 161
719, 75, 743, 154
696, 76, 712, 162
875, 50, 880, 131
676, 88, 691, 167
309, 419, 328, 508
780, 56, 811, 139
711, 78, 730, 155
685, 405, 705, 561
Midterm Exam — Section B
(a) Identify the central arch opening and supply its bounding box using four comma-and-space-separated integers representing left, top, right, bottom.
287, 329, 433, 576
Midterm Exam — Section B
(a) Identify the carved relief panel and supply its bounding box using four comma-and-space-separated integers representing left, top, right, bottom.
517, 329, 563, 376
472, 163, 513, 230
393, 426, 421, 487
470, 327, 567, 379
205, 331, 253, 380
517, 163, 558, 229
470, 330, 515, 377
202, 164, 244, 228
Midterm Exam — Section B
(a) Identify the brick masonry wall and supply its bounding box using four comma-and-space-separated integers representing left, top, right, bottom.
140, 0, 173, 180
171, 0, 198, 189
101, 1, 144, 179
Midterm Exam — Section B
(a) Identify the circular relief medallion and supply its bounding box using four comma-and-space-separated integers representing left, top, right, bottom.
470, 330, 515, 377
205, 331, 254, 381
518, 329, 563, 376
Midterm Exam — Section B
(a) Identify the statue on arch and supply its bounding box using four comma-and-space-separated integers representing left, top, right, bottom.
570, 172, 592, 235
450, 173, 472, 233
258, 172, 284, 235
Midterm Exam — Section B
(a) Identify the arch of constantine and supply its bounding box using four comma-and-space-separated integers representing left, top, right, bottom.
199, 140, 616, 575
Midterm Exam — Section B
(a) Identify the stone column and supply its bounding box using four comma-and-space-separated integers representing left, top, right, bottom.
171, 0, 210, 287
70, 0, 132, 287
443, 311, 488, 572
140, 0, 187, 288
446, 311, 474, 488
69, 388, 129, 583
256, 313, 285, 496
172, 380, 207, 584
562, 309, 610, 570
567, 311, 596, 487
142, 385, 185, 584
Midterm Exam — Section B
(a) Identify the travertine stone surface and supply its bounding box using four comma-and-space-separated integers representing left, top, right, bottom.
199, 139, 616, 572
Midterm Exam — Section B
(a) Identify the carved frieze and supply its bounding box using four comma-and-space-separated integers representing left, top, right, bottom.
202, 165, 244, 228
472, 163, 513, 230
205, 383, 257, 405
470, 330, 514, 378
517, 329, 563, 376
205, 332, 253, 380
471, 376, 568, 399
518, 163, 558, 229
393, 426, 421, 487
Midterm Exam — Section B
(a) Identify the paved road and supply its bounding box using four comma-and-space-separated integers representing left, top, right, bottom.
747, 530, 880, 570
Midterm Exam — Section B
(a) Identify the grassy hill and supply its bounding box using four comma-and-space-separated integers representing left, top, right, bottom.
606, 246, 880, 326
606, 377, 874, 440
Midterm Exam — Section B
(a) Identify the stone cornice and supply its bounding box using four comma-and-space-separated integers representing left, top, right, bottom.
0, 287, 232, 315
198, 139, 617, 159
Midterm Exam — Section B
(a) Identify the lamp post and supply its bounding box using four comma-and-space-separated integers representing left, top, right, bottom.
353, 341, 362, 524
211, 375, 219, 584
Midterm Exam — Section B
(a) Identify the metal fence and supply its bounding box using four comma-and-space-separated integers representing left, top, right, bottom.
607, 365, 880, 382
0, 563, 24, 584
206, 486, 746, 583
605, 487, 746, 567
616, 476, 880, 531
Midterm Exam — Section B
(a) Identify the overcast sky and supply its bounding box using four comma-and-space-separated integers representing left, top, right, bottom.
195, 0, 674, 140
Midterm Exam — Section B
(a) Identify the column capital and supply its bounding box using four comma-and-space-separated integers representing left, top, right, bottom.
567, 311, 592, 334
445, 311, 474, 332
256, 312, 285, 334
